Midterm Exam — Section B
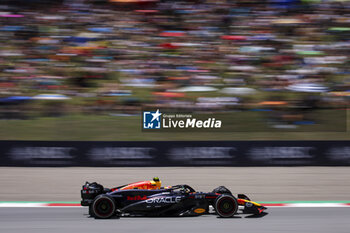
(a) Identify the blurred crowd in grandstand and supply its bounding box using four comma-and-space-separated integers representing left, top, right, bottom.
0, 0, 349, 127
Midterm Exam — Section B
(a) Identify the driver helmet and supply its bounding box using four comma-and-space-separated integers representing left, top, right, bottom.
151, 177, 161, 189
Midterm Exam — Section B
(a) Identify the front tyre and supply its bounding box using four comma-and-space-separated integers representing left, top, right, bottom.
92, 195, 116, 219
214, 195, 238, 218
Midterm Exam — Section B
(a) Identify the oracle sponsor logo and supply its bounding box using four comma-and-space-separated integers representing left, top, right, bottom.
168, 147, 235, 161
248, 147, 314, 162
9, 147, 75, 160
146, 196, 182, 204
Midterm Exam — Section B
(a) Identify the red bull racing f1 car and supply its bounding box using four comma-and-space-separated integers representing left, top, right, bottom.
81, 178, 267, 219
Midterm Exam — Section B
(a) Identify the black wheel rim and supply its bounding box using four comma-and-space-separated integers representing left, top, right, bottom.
217, 197, 236, 216
95, 198, 113, 217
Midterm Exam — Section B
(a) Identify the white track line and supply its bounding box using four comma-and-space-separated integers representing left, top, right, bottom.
285, 203, 349, 208
0, 203, 46, 208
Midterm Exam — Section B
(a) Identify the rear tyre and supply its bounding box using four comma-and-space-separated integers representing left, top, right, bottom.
214, 195, 238, 218
92, 195, 116, 219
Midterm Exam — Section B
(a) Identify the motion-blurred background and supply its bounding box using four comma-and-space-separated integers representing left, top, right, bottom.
0, 0, 349, 140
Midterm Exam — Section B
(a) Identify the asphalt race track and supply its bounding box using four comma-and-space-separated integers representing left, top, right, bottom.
1, 167, 349, 233
0, 207, 349, 233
